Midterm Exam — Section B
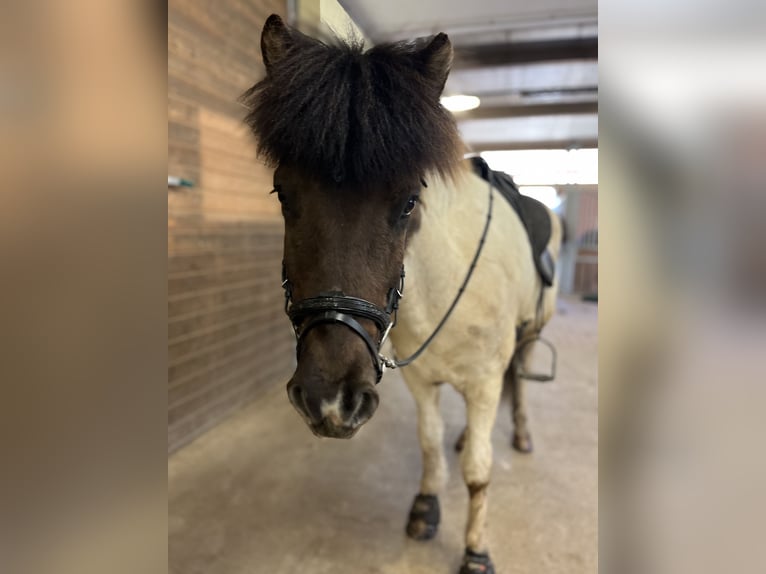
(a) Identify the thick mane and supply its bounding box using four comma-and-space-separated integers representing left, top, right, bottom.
242, 29, 462, 186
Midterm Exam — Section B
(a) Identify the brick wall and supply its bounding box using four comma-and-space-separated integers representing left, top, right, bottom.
168, 0, 293, 452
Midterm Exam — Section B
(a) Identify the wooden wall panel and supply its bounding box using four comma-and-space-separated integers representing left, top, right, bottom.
573, 190, 598, 295
168, 0, 291, 453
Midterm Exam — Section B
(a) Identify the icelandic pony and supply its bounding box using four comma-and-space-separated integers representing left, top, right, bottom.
243, 15, 562, 574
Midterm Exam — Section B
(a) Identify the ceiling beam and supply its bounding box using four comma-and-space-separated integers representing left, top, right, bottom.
467, 138, 599, 152
453, 37, 598, 68
454, 101, 597, 120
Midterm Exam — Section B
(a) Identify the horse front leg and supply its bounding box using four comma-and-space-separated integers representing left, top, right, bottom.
458, 379, 502, 574
404, 379, 446, 541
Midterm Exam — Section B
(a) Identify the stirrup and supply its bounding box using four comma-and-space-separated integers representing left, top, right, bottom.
517, 336, 557, 382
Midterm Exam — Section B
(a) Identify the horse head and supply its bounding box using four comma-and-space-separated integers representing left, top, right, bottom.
243, 15, 460, 438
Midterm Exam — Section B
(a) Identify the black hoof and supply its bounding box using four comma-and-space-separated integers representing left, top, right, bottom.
459, 548, 495, 574
406, 494, 440, 540
512, 432, 533, 453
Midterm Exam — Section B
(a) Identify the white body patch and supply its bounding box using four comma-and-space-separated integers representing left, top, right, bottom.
392, 167, 562, 554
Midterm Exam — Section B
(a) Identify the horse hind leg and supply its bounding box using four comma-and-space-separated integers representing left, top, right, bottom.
508, 344, 534, 453
457, 357, 533, 454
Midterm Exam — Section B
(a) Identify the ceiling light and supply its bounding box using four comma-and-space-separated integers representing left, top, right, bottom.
440, 95, 480, 112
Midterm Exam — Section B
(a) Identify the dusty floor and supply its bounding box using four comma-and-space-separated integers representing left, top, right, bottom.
169, 296, 597, 574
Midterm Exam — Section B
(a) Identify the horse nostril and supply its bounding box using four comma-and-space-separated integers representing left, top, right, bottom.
338, 384, 378, 421
288, 383, 307, 412
359, 390, 373, 413
341, 385, 357, 415
353, 387, 379, 423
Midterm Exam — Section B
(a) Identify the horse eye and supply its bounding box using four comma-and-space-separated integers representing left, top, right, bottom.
402, 195, 419, 217
270, 186, 286, 204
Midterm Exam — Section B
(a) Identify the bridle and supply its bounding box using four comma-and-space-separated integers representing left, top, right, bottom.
281, 265, 405, 383
281, 176, 494, 384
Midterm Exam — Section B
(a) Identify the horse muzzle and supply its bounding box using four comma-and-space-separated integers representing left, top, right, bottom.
287, 376, 379, 439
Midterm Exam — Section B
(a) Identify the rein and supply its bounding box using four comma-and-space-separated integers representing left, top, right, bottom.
381, 178, 494, 370
281, 178, 494, 383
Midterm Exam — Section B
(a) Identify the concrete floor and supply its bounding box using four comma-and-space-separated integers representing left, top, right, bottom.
169, 296, 597, 574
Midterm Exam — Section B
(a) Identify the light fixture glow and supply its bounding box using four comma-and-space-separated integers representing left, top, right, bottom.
440, 94, 480, 112
481, 149, 598, 186
518, 186, 562, 210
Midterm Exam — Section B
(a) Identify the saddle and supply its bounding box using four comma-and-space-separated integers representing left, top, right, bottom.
469, 156, 555, 287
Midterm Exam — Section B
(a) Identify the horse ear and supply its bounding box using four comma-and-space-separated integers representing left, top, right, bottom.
261, 14, 293, 70
414, 33, 453, 97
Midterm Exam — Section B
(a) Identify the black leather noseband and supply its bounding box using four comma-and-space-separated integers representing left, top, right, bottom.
282, 266, 404, 383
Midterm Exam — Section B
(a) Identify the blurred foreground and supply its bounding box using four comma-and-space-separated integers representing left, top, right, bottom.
601, 1, 766, 572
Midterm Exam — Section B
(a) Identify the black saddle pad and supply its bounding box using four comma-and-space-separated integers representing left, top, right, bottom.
469, 156, 555, 286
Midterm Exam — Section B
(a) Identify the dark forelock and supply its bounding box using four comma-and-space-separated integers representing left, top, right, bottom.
241, 29, 462, 186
